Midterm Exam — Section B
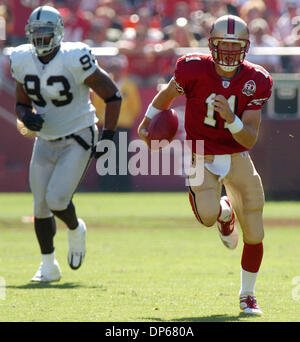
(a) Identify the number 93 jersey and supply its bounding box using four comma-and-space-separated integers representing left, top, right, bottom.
174, 54, 273, 155
10, 42, 99, 140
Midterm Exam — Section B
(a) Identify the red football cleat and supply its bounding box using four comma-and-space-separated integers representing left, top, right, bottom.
240, 295, 263, 315
217, 196, 238, 249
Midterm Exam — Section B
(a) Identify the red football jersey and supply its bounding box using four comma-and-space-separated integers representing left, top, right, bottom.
174, 54, 273, 155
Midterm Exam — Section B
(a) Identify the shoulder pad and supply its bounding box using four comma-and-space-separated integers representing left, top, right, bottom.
184, 54, 202, 62
10, 44, 33, 82
61, 42, 92, 56
10, 44, 32, 62
60, 42, 95, 66
60, 42, 97, 83
253, 65, 271, 79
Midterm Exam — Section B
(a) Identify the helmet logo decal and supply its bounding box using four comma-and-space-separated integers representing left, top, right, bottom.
242, 80, 256, 96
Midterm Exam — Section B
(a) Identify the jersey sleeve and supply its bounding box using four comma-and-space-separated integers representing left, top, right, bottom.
10, 45, 29, 83
64, 43, 98, 84
173, 56, 187, 94
173, 55, 203, 95
246, 66, 273, 110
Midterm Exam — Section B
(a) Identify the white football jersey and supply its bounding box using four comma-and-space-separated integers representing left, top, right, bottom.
10, 42, 99, 140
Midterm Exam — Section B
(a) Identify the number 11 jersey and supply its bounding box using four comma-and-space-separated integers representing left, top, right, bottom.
10, 42, 99, 140
174, 54, 273, 155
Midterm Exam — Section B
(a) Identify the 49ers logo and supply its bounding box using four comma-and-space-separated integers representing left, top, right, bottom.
242, 80, 256, 96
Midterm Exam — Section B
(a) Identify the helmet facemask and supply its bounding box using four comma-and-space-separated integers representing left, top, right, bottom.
26, 23, 57, 56
209, 38, 250, 72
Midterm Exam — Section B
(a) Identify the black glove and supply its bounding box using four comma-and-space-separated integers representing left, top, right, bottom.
94, 130, 115, 159
22, 112, 44, 131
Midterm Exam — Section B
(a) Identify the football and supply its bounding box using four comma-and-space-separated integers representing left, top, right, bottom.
146, 109, 179, 150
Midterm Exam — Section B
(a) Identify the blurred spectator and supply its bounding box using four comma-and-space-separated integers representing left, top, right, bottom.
247, 18, 282, 72
273, 0, 300, 43
85, 19, 113, 47
92, 55, 142, 191
172, 1, 194, 19
224, 0, 239, 15
2, 0, 300, 78
0, 39, 8, 87
205, 0, 228, 18
123, 0, 150, 13
282, 16, 300, 72
78, 0, 98, 12
59, 0, 92, 41
288, 26, 300, 73
262, 0, 281, 32
7, 0, 49, 46
85, 5, 123, 46
163, 16, 199, 48
190, 11, 216, 46
0, 2, 7, 41
154, 0, 200, 27
118, 23, 173, 86
239, 0, 266, 24
138, 6, 161, 33
284, 15, 300, 44
54, 0, 67, 8
100, 0, 129, 16
95, 5, 123, 32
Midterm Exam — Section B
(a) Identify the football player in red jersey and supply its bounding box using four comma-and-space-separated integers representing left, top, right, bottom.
138, 15, 273, 315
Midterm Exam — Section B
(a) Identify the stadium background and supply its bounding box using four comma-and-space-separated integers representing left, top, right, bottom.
0, 0, 299, 199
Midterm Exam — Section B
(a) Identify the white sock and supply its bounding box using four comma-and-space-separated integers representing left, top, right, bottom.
218, 198, 232, 222
42, 251, 55, 265
239, 268, 258, 297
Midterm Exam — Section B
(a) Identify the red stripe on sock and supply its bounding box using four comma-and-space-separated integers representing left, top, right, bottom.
241, 242, 263, 273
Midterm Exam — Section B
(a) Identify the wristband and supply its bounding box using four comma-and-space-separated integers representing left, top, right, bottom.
145, 104, 160, 119
227, 115, 244, 134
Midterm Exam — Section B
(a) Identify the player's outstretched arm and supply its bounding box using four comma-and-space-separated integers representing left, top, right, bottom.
138, 78, 181, 142
85, 67, 122, 132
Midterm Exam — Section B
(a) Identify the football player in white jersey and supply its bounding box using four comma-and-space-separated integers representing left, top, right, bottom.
10, 5, 122, 282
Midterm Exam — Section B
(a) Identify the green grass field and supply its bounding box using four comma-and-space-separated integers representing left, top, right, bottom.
0, 192, 300, 322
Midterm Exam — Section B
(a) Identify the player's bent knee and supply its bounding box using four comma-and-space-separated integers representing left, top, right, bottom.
33, 200, 52, 218
200, 214, 218, 227
46, 192, 69, 212
189, 193, 217, 227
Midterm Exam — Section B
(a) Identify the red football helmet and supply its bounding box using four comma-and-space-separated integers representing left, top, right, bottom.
208, 15, 250, 72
